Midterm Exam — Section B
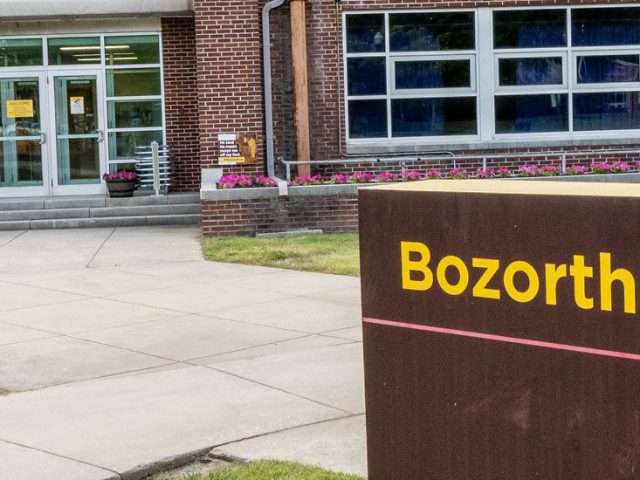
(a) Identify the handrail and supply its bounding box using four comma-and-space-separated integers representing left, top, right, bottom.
277, 148, 640, 181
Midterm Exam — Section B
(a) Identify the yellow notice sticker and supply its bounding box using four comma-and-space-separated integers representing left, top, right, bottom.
219, 156, 247, 165
6, 100, 34, 118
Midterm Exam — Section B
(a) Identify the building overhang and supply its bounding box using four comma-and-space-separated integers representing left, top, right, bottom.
0, 0, 194, 19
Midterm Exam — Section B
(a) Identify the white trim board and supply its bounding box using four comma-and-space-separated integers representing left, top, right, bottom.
0, 0, 193, 20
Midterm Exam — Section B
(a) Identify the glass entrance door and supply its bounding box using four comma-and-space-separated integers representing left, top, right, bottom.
50, 71, 105, 195
0, 75, 48, 197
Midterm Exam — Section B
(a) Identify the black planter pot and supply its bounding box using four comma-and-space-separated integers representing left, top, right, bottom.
106, 180, 136, 198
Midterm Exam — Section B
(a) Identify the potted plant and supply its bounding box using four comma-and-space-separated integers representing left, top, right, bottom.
103, 171, 137, 198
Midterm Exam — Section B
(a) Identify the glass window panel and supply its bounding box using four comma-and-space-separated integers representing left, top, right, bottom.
48, 37, 101, 65
494, 10, 566, 49
348, 100, 387, 138
347, 58, 386, 96
572, 8, 640, 47
499, 57, 563, 86
0, 142, 43, 186
390, 12, 475, 52
495, 94, 568, 133
346, 15, 385, 53
0, 79, 41, 138
105, 35, 160, 65
573, 92, 640, 131
577, 55, 640, 84
106, 69, 161, 97
392, 97, 477, 137
107, 100, 163, 129
0, 39, 43, 67
396, 60, 471, 89
108, 130, 163, 160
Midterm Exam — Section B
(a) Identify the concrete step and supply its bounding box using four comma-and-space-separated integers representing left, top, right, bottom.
0, 193, 201, 211
0, 208, 90, 222
0, 204, 201, 222
90, 204, 201, 218
5, 214, 202, 230
0, 194, 202, 230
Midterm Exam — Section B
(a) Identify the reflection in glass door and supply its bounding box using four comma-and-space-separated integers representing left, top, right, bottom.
51, 73, 104, 194
0, 76, 46, 196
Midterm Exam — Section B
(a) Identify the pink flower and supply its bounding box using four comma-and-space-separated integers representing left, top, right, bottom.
519, 165, 539, 177
330, 174, 349, 184
497, 167, 511, 178
611, 161, 630, 173
290, 175, 324, 186
566, 165, 587, 175
590, 162, 612, 174
402, 171, 423, 181
426, 170, 441, 179
254, 176, 277, 187
376, 172, 400, 183
449, 167, 469, 179
103, 171, 137, 181
477, 167, 495, 179
350, 172, 376, 183
540, 165, 560, 176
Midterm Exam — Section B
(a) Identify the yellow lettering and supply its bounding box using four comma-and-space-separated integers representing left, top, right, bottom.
472, 258, 501, 300
545, 263, 567, 306
569, 255, 594, 310
401, 241, 433, 291
600, 253, 636, 314
504, 261, 540, 303
436, 255, 469, 296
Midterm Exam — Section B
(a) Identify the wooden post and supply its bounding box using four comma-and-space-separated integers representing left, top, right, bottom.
290, 0, 311, 177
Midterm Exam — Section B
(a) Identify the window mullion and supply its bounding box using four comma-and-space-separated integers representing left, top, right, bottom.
478, 8, 494, 142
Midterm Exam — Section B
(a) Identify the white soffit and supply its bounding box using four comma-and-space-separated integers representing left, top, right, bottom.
0, 0, 194, 19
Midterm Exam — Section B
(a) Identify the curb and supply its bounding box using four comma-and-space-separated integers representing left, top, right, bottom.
118, 446, 218, 480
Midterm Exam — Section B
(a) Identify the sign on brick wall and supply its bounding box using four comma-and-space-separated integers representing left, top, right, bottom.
359, 179, 640, 480
218, 133, 257, 165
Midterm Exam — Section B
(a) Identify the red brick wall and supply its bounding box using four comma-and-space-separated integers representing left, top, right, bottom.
194, 0, 266, 177
202, 194, 359, 236
189, 0, 640, 185
162, 17, 201, 192
299, 0, 640, 162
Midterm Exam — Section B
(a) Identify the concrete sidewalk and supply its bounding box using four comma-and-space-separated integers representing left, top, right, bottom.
0, 227, 366, 480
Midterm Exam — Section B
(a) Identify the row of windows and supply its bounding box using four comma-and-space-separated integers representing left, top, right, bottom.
345, 7, 640, 142
0, 34, 164, 168
347, 7, 640, 53
0, 35, 160, 67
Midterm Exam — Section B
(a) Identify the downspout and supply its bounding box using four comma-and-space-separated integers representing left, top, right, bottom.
262, 0, 286, 179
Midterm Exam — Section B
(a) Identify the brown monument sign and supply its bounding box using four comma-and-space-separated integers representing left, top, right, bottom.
359, 180, 640, 480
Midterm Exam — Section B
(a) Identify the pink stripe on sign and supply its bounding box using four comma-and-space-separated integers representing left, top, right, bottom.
363, 317, 640, 362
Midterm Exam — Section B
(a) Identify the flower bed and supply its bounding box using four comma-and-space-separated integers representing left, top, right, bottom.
202, 162, 640, 236
214, 161, 640, 191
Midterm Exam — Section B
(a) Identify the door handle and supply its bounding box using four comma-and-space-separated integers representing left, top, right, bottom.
96, 129, 104, 143
38, 131, 47, 145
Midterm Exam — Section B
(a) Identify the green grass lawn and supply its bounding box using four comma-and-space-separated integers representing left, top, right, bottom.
201, 233, 360, 277
161, 460, 365, 480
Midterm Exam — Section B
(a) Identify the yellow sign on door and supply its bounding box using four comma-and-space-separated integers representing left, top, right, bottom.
6, 100, 34, 119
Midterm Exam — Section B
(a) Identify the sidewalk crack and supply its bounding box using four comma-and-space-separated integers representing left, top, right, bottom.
0, 438, 121, 478
86, 227, 116, 268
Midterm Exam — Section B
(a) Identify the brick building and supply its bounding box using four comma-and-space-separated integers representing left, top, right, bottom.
1, 1, 640, 227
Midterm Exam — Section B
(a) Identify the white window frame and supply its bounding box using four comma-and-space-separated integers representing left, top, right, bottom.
344, 9, 480, 144
391, 55, 477, 95
344, 4, 640, 149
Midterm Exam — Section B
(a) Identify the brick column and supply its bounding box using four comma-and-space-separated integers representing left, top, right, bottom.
194, 0, 265, 176
162, 17, 200, 192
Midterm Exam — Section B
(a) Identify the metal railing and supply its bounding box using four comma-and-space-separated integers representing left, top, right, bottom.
135, 142, 173, 196
277, 148, 640, 181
